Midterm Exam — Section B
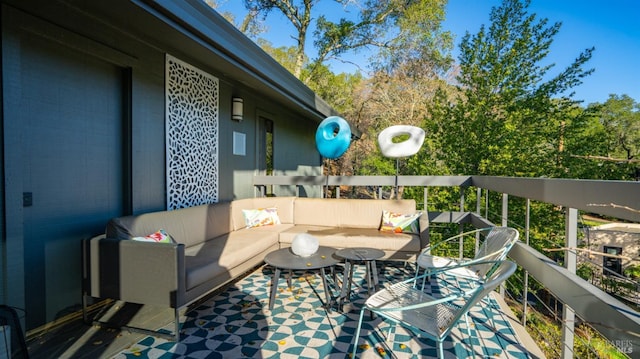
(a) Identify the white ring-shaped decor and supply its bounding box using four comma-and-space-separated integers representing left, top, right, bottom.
315, 116, 352, 159
377, 125, 425, 158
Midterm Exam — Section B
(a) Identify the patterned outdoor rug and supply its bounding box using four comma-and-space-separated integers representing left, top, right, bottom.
113, 261, 531, 358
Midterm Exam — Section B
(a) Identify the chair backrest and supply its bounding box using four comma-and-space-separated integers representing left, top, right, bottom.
471, 227, 519, 279
439, 260, 517, 339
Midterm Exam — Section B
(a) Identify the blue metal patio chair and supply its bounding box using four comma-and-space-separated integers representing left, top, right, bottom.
414, 226, 519, 289
351, 260, 517, 358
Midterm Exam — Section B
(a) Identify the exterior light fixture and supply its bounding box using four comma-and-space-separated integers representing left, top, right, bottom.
232, 97, 243, 121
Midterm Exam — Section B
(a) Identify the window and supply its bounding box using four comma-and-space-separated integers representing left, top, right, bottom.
265, 119, 274, 176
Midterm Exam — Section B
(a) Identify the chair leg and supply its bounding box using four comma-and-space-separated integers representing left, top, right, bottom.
437, 338, 444, 359
464, 313, 470, 335
351, 308, 367, 358
464, 313, 476, 356
386, 323, 396, 343
412, 266, 421, 288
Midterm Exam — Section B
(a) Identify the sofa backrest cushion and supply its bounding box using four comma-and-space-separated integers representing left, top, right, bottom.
231, 197, 296, 231
106, 202, 232, 248
294, 198, 416, 228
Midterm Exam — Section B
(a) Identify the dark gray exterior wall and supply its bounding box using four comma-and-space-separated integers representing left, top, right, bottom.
1, 0, 330, 330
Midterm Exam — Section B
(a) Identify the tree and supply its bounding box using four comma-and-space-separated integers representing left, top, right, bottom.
239, 0, 450, 81
302, 64, 364, 114
582, 95, 640, 180
228, 1, 453, 192
559, 94, 640, 180
243, 0, 313, 78
553, 104, 614, 179
256, 39, 300, 73
207, 0, 266, 39
313, 0, 451, 75
408, 0, 596, 275
337, 1, 452, 190
427, 0, 594, 178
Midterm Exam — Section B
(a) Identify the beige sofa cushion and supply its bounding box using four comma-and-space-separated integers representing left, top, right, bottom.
184, 229, 281, 290
293, 198, 417, 228
106, 202, 232, 248
279, 225, 421, 253
231, 197, 296, 230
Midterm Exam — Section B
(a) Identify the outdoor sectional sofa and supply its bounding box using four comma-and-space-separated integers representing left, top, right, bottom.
82, 196, 429, 340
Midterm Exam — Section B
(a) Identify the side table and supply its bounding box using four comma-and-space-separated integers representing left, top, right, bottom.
264, 246, 339, 311
334, 247, 385, 309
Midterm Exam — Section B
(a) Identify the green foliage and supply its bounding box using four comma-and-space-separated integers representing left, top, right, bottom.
426, 0, 594, 177
233, 1, 639, 356
507, 294, 630, 358
301, 63, 364, 114
257, 39, 365, 114
559, 105, 624, 179
577, 262, 595, 280
624, 265, 640, 280
257, 39, 301, 73
579, 95, 640, 180
368, 0, 453, 76
241, 0, 452, 81
244, 0, 313, 77
359, 153, 396, 176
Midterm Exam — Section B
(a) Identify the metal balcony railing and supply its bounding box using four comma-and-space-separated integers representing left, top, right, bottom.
253, 175, 640, 358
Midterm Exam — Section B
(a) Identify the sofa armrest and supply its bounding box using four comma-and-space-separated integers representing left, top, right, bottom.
83, 236, 186, 308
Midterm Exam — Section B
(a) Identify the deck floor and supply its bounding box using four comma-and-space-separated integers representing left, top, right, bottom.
27, 261, 543, 358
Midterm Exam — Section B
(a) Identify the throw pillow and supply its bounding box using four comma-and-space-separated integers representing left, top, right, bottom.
132, 229, 175, 243
380, 210, 422, 234
242, 207, 281, 228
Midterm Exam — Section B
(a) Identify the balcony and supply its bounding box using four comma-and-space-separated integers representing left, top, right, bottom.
252, 174, 640, 358
25, 175, 639, 358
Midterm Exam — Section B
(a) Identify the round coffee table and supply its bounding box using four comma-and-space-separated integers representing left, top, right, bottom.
334, 247, 385, 309
264, 246, 339, 310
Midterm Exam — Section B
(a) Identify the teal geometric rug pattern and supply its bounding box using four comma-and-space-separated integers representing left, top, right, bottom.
112, 261, 532, 358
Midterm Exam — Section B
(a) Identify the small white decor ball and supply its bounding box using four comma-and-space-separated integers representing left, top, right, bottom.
291, 233, 319, 257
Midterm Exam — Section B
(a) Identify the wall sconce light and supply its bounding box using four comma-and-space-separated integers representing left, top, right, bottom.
232, 97, 243, 122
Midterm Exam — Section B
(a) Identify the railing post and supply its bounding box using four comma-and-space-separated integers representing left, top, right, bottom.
561, 207, 578, 359
500, 193, 508, 296
501, 193, 508, 227
485, 189, 489, 219
423, 187, 428, 211
522, 199, 530, 327
457, 187, 466, 260
476, 188, 482, 253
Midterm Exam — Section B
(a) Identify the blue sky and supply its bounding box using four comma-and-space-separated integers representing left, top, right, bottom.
444, 0, 640, 105
217, 0, 640, 106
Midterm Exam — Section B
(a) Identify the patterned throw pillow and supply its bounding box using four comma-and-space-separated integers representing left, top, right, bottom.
242, 207, 281, 228
380, 210, 422, 234
132, 229, 175, 243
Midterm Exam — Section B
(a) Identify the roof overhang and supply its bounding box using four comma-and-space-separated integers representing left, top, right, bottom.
131, 0, 361, 137
2, 0, 361, 137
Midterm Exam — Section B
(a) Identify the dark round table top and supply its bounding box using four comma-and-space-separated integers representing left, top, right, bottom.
334, 247, 385, 261
264, 246, 340, 270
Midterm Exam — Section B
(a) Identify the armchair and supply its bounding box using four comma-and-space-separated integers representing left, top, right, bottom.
351, 260, 517, 358
414, 227, 519, 288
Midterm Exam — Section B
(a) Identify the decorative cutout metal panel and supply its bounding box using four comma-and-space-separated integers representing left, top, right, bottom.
165, 54, 219, 209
